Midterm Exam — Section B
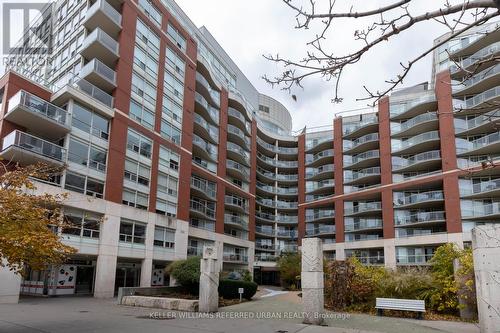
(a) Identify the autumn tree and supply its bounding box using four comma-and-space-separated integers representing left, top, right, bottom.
0, 163, 76, 274
264, 0, 500, 104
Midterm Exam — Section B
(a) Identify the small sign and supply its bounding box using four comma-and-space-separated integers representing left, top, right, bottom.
238, 288, 244, 294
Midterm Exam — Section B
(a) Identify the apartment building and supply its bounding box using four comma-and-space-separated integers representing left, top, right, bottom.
0, 0, 498, 301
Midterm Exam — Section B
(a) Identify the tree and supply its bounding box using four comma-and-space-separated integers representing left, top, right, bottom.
165, 256, 201, 289
277, 252, 301, 289
264, 0, 500, 104
0, 163, 76, 274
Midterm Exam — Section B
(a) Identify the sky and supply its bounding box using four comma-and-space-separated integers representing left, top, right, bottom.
173, 0, 467, 131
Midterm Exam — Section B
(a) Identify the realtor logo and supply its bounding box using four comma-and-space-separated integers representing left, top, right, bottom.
2, 2, 53, 55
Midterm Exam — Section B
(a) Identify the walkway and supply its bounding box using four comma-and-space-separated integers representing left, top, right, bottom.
0, 293, 480, 333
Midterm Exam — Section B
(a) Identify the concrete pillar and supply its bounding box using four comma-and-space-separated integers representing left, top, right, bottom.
301, 238, 324, 325
199, 246, 219, 313
384, 239, 397, 269
335, 243, 346, 261
472, 225, 500, 333
140, 258, 153, 287
140, 214, 155, 287
0, 263, 21, 304
94, 205, 121, 298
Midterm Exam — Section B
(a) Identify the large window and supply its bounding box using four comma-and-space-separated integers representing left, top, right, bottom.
160, 118, 181, 144
65, 172, 104, 198
154, 226, 175, 248
119, 219, 146, 244
166, 24, 186, 51
157, 172, 178, 198
122, 189, 149, 210
136, 19, 160, 57
124, 158, 151, 187
164, 70, 184, 104
72, 103, 109, 140
126, 128, 152, 159
156, 198, 177, 217
137, 0, 162, 27
162, 95, 183, 123
130, 99, 155, 130
133, 45, 159, 81
131, 72, 157, 107
166, 47, 185, 78
63, 208, 101, 239
159, 146, 179, 172
68, 137, 107, 172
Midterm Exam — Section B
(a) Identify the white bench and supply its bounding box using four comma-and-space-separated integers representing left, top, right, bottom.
375, 297, 425, 319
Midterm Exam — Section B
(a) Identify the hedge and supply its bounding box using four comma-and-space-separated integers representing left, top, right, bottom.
218, 279, 258, 300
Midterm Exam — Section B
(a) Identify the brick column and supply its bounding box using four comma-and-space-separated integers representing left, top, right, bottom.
333, 118, 345, 243
215, 89, 229, 235
248, 120, 258, 241
297, 133, 306, 244
436, 70, 462, 234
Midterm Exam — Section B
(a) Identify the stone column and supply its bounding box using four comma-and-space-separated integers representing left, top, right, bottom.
0, 261, 21, 304
472, 225, 500, 333
199, 246, 219, 313
301, 238, 324, 325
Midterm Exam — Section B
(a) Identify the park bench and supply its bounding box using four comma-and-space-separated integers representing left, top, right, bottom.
375, 298, 425, 319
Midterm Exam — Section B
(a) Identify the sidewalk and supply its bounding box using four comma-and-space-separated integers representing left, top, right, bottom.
0, 293, 480, 333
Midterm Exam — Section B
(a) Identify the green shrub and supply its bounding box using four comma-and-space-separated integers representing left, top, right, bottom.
277, 252, 301, 289
218, 279, 258, 300
165, 256, 200, 289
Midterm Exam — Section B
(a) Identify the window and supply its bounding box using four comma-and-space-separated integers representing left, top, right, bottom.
157, 172, 178, 198
133, 45, 159, 80
63, 208, 101, 239
72, 103, 109, 140
159, 146, 179, 172
131, 72, 157, 106
68, 137, 107, 172
259, 105, 270, 113
124, 158, 151, 187
119, 219, 146, 244
126, 128, 152, 158
138, 0, 162, 27
156, 198, 177, 217
166, 47, 185, 78
136, 19, 160, 56
167, 24, 186, 51
162, 95, 183, 123
160, 118, 181, 144
122, 189, 149, 210
65, 172, 104, 198
130, 99, 155, 130
154, 226, 175, 248
164, 70, 184, 103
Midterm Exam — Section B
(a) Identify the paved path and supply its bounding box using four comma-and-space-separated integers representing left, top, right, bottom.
0, 293, 480, 333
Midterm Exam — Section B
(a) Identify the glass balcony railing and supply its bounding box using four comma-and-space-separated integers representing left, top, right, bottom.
453, 63, 500, 93
190, 177, 216, 199
195, 92, 219, 125
81, 58, 116, 85
306, 164, 335, 178
224, 195, 248, 212
347, 255, 384, 265
223, 254, 248, 263
344, 150, 379, 166
392, 112, 437, 134
192, 134, 218, 161
344, 133, 379, 151
394, 190, 444, 206
344, 167, 381, 182
195, 72, 220, 107
228, 124, 251, 147
343, 115, 378, 136
189, 200, 216, 219
1, 130, 66, 162
228, 107, 251, 134
276, 215, 298, 223
224, 214, 248, 229
453, 85, 500, 111
276, 229, 298, 238
307, 149, 334, 164
451, 41, 500, 75
257, 152, 298, 168
345, 218, 383, 232
276, 186, 298, 195
306, 179, 335, 192
227, 142, 250, 164
394, 211, 445, 226
255, 243, 277, 251
255, 255, 278, 262
257, 168, 276, 180
82, 27, 119, 55
460, 178, 500, 196
449, 22, 500, 55
456, 132, 500, 154
392, 131, 439, 153
344, 202, 382, 215
257, 182, 276, 194
7, 90, 69, 126
190, 218, 215, 232
455, 110, 500, 134
255, 226, 275, 236
306, 137, 333, 150
256, 198, 297, 209
277, 173, 299, 181
462, 201, 500, 218
396, 254, 434, 265
255, 211, 276, 222
305, 209, 335, 222
53, 75, 114, 108
306, 225, 336, 236
390, 94, 436, 118
226, 160, 250, 178
86, 0, 122, 27
392, 150, 441, 170
193, 113, 219, 142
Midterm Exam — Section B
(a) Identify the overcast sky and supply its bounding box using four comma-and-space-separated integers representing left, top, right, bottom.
174, 0, 469, 132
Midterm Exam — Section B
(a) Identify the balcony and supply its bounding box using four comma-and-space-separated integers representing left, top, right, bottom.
223, 254, 248, 264
192, 134, 218, 162
277, 173, 299, 183
306, 164, 335, 180
396, 253, 434, 266
255, 212, 276, 223
391, 112, 438, 138
190, 218, 215, 232
462, 201, 500, 220
276, 229, 298, 238
395, 211, 446, 227
343, 116, 378, 138
257, 168, 276, 181
390, 94, 437, 120
255, 243, 277, 251
453, 63, 500, 96
451, 41, 500, 79
187, 246, 203, 257
228, 124, 251, 149
224, 195, 248, 214
53, 75, 114, 109
460, 178, 500, 198
79, 59, 116, 92
306, 179, 335, 195
81, 28, 119, 69
392, 150, 441, 173
276, 186, 298, 196
190, 176, 216, 200
5, 91, 70, 139
226, 160, 250, 179
391, 131, 440, 155
83, 0, 122, 38
255, 226, 275, 237
449, 23, 500, 59
455, 110, 500, 136
453, 85, 500, 114
347, 255, 384, 265
228, 107, 251, 135
344, 202, 382, 216
306, 209, 335, 223
306, 225, 336, 236
344, 167, 381, 185
193, 113, 219, 144
344, 133, 379, 154
257, 182, 276, 195
189, 199, 216, 220
344, 150, 380, 169
195, 92, 219, 125
394, 190, 444, 209
0, 130, 66, 166
257, 152, 298, 169
195, 72, 220, 108
224, 214, 249, 230
255, 254, 278, 262
345, 218, 383, 232
306, 149, 334, 167
276, 215, 298, 224
456, 132, 500, 156
306, 137, 333, 152
227, 142, 250, 166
